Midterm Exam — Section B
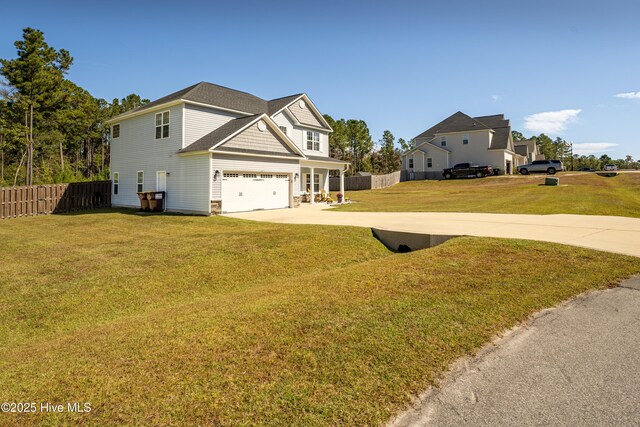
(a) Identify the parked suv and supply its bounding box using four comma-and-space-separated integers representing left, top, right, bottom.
518, 160, 565, 175
603, 164, 618, 171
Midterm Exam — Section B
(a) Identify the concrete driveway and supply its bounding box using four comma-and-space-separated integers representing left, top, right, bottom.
228, 205, 640, 258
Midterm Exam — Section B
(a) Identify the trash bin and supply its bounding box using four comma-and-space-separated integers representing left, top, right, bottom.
148, 191, 166, 212
137, 192, 150, 211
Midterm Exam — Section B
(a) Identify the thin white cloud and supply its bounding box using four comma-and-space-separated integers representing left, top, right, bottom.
523, 109, 581, 134
572, 142, 619, 155
491, 95, 500, 101
614, 91, 640, 100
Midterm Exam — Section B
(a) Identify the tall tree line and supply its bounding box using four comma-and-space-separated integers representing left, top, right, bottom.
0, 28, 148, 187
512, 130, 638, 170
323, 114, 402, 175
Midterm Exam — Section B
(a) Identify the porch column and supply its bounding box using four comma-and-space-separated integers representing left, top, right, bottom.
310, 167, 315, 204
323, 171, 329, 194
339, 169, 345, 201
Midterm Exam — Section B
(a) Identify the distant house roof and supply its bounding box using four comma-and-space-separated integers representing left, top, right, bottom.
514, 139, 537, 153
413, 111, 514, 152
514, 144, 528, 156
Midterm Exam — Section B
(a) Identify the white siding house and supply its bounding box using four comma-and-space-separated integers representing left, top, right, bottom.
402, 112, 519, 179
108, 82, 348, 215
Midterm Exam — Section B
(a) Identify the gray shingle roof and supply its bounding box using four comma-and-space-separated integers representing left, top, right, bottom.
179, 115, 260, 153
415, 111, 513, 151
514, 139, 537, 152
514, 144, 528, 156
415, 111, 491, 140
128, 82, 269, 116
267, 94, 303, 116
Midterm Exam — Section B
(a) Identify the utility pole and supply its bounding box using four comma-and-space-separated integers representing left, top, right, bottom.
570, 141, 574, 171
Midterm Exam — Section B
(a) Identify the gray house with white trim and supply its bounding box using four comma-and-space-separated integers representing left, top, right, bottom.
108, 82, 348, 214
402, 111, 519, 179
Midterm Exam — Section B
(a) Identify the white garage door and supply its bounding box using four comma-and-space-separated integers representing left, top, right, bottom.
222, 172, 290, 213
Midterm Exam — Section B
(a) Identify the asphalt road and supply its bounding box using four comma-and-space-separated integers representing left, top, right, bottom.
390, 276, 640, 426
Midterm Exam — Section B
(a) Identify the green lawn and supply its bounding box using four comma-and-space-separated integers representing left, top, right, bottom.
0, 211, 638, 426
335, 172, 640, 217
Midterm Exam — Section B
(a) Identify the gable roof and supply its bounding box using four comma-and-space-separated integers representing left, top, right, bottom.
414, 111, 514, 152
179, 114, 305, 158
414, 111, 491, 140
109, 82, 331, 131
514, 138, 537, 153
267, 94, 303, 116
514, 144, 528, 156
179, 115, 260, 153
115, 82, 268, 120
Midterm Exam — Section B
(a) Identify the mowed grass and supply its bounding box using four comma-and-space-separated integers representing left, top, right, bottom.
335, 172, 640, 217
0, 211, 638, 426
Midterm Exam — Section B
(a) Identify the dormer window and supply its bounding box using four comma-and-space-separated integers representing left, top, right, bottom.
463, 134, 469, 145
279, 126, 287, 135
155, 111, 170, 139
440, 136, 447, 147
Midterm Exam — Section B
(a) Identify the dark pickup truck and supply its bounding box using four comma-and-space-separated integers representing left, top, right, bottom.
443, 163, 493, 179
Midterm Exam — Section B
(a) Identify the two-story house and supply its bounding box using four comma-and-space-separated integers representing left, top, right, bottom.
514, 138, 545, 164
107, 82, 348, 214
401, 111, 518, 179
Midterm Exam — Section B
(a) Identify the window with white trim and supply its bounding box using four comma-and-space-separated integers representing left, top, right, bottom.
243, 173, 257, 179
137, 171, 144, 192
113, 172, 119, 195
276, 174, 288, 179
261, 174, 273, 179
427, 158, 433, 168
306, 173, 320, 193
408, 157, 414, 169
279, 126, 287, 135
155, 111, 170, 139
463, 134, 469, 145
223, 172, 239, 178
440, 136, 447, 147
306, 131, 320, 151
112, 124, 120, 139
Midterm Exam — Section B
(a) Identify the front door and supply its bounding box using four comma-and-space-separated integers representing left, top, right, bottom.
156, 171, 167, 191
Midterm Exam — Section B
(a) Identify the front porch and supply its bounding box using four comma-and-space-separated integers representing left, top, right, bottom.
300, 160, 347, 205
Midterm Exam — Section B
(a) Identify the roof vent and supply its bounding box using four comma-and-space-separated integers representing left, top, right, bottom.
299, 100, 306, 109
257, 120, 267, 132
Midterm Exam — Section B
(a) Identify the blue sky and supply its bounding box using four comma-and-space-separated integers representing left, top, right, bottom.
1, 0, 639, 159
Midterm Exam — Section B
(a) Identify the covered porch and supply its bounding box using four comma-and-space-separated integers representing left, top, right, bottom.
300, 158, 349, 204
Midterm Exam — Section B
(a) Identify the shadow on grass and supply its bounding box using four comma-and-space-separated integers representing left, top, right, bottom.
55, 208, 197, 217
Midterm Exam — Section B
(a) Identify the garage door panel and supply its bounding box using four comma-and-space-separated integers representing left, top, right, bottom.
222, 172, 290, 213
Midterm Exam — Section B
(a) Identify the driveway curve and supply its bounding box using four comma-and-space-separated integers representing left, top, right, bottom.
227, 205, 640, 258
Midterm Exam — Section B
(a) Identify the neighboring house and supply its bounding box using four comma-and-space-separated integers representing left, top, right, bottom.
514, 139, 545, 164
401, 111, 519, 179
107, 82, 349, 215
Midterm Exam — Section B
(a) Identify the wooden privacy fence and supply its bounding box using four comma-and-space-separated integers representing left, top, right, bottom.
329, 171, 401, 191
0, 181, 111, 220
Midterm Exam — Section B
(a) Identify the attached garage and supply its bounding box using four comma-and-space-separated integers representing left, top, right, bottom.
222, 172, 291, 213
